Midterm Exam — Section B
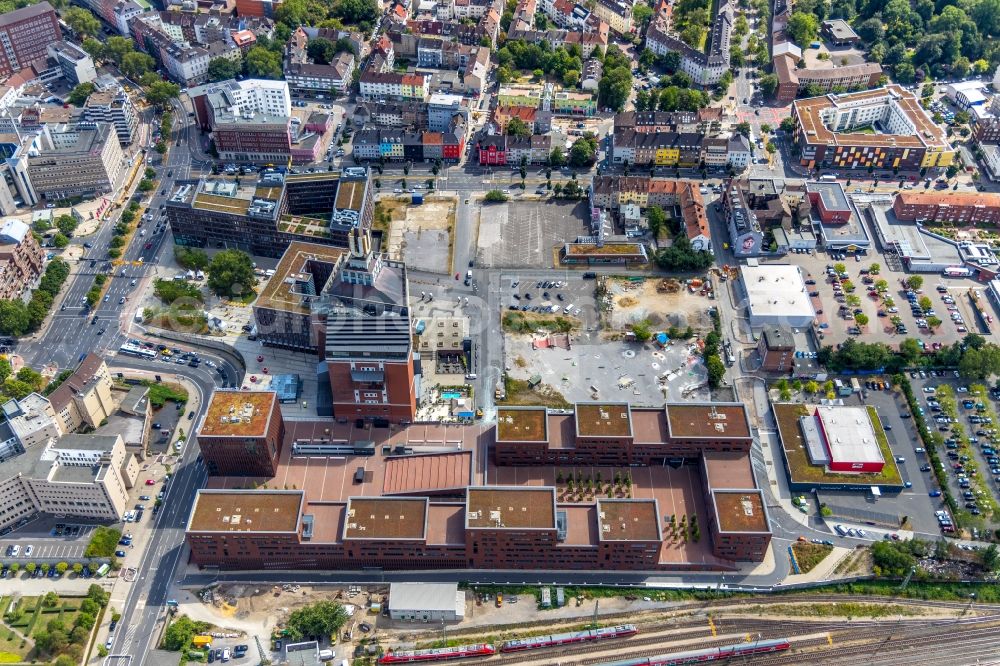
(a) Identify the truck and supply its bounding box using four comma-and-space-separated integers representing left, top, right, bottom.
851, 377, 861, 393
193, 636, 213, 648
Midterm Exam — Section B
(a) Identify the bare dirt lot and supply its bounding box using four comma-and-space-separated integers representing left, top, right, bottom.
376, 196, 456, 273
605, 278, 715, 331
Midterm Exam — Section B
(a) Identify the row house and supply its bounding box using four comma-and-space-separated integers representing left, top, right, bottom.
285, 52, 356, 95
476, 134, 553, 165
75, 0, 144, 36
359, 71, 429, 101
506, 27, 607, 58
352, 128, 464, 162
354, 101, 429, 129
611, 130, 704, 167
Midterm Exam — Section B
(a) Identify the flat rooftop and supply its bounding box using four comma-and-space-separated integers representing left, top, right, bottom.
335, 178, 366, 211
807, 181, 850, 212
199, 390, 277, 438
496, 407, 548, 442
187, 490, 302, 533
597, 499, 661, 542
344, 497, 428, 540
741, 264, 816, 321
816, 405, 884, 464
565, 243, 644, 256
575, 403, 633, 438
713, 490, 769, 533
255, 241, 344, 316
466, 487, 555, 530
702, 451, 756, 489
666, 403, 750, 439
793, 85, 948, 150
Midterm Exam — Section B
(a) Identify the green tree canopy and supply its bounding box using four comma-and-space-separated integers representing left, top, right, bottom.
245, 46, 283, 79
207, 57, 242, 82
63, 7, 102, 38
286, 601, 349, 641
207, 249, 258, 298
68, 82, 95, 107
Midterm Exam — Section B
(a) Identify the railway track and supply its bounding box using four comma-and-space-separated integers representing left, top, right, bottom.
746, 615, 1000, 666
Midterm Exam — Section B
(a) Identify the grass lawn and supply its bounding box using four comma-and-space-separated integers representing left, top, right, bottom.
774, 403, 902, 487
499, 378, 571, 409
792, 542, 833, 573
144, 381, 189, 407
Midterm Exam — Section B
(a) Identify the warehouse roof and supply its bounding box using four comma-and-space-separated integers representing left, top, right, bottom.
388, 582, 462, 613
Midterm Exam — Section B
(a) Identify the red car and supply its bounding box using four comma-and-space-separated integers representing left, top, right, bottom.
145, 479, 155, 486
144, 242, 153, 249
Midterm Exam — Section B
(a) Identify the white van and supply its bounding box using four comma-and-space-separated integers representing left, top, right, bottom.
563, 303, 574, 314
318, 650, 334, 661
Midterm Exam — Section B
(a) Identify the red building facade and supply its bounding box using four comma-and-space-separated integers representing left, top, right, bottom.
0, 2, 60, 78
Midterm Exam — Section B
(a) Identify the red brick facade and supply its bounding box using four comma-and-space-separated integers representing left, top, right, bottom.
328, 358, 417, 423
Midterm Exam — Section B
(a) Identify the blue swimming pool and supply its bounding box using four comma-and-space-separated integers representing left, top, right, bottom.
442, 391, 462, 399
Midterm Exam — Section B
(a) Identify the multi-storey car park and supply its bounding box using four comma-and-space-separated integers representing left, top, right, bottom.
185, 397, 772, 571
792, 85, 957, 171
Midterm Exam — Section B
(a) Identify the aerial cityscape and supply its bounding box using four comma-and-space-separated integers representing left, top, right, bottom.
0, 0, 998, 663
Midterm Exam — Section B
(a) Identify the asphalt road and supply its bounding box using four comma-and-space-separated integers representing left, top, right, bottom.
106, 359, 212, 663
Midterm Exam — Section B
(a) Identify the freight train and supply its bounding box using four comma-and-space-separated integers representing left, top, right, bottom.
597, 638, 792, 666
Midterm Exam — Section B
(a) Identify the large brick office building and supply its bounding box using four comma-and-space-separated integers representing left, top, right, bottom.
186, 398, 771, 569
0, 2, 60, 78
195, 391, 284, 476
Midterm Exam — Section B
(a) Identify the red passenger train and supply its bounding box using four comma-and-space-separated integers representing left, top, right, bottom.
377, 644, 496, 664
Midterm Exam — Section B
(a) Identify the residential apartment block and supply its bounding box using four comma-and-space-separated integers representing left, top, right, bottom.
0, 219, 43, 301
644, 0, 733, 86
892, 192, 1000, 225
46, 41, 98, 87
47, 354, 115, 434
83, 88, 139, 146
497, 83, 597, 116
792, 86, 956, 170
359, 71, 429, 101
476, 134, 554, 165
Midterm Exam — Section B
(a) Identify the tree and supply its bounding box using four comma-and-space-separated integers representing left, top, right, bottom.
56, 213, 78, 236
175, 247, 210, 271
207, 249, 257, 298
563, 69, 580, 87
207, 57, 242, 82
647, 205, 668, 238
146, 81, 180, 107
63, 7, 102, 38
780, 116, 796, 133
631, 320, 652, 341
163, 616, 206, 651
103, 36, 134, 65
121, 51, 155, 80
982, 543, 1000, 572
549, 146, 566, 167
907, 276, 924, 290
786, 11, 819, 45
569, 136, 598, 167
484, 189, 509, 202
735, 122, 752, 137
706, 355, 726, 387
307, 37, 337, 64
245, 46, 283, 79
926, 316, 942, 329
68, 82, 95, 107
506, 117, 531, 138
854, 313, 869, 327
766, 141, 777, 154
598, 66, 632, 112
286, 601, 349, 641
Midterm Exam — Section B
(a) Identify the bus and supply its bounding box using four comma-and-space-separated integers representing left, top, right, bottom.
119, 343, 156, 360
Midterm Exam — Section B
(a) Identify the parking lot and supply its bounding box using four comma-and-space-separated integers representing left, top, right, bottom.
0, 516, 96, 563
777, 249, 988, 349
913, 374, 1000, 535
477, 200, 591, 268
